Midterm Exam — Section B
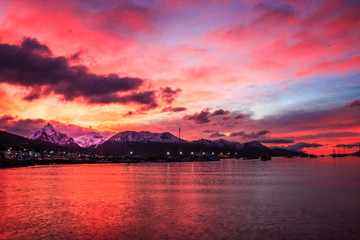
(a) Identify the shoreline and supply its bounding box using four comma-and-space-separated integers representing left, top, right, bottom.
0, 157, 223, 169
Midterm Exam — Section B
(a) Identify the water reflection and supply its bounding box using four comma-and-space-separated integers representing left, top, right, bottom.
1, 157, 360, 239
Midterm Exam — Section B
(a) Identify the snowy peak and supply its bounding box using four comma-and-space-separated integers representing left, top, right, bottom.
74, 132, 108, 148
193, 138, 244, 149
108, 131, 185, 143
29, 123, 76, 146
192, 139, 213, 145
213, 139, 244, 149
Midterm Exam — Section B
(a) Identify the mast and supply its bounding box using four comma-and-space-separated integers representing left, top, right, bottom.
178, 127, 181, 157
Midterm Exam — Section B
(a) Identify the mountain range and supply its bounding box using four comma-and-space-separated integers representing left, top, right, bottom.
1, 123, 307, 157
29, 123, 77, 146
74, 132, 108, 148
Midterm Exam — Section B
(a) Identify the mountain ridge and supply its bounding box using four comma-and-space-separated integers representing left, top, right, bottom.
74, 132, 108, 148
29, 123, 77, 147
1, 125, 306, 157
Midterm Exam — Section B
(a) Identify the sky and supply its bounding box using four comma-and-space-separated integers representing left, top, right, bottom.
0, 0, 359, 154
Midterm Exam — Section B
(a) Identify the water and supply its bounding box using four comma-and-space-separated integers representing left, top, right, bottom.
1, 157, 360, 239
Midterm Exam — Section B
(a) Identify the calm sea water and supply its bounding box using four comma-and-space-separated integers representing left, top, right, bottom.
1, 157, 360, 240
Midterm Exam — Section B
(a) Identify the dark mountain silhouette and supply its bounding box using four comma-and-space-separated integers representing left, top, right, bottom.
0, 130, 85, 153
0, 128, 306, 158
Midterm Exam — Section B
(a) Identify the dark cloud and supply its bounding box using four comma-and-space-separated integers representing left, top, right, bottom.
203, 129, 214, 133
210, 109, 229, 116
183, 109, 211, 124
284, 142, 323, 151
234, 113, 245, 119
258, 107, 360, 132
69, 50, 83, 61
230, 130, 270, 139
86, 90, 157, 108
221, 115, 231, 121
20, 37, 52, 56
0, 38, 159, 107
345, 99, 360, 108
209, 132, 226, 138
124, 111, 134, 116
336, 143, 360, 149
183, 108, 233, 124
161, 106, 187, 113
260, 138, 294, 144
0, 115, 46, 137
295, 131, 360, 140
159, 87, 182, 104
229, 131, 245, 137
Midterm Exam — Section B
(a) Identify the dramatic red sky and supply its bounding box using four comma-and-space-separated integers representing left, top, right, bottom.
0, 0, 359, 154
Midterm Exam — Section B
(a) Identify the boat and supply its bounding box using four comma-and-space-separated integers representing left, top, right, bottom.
152, 159, 169, 163
243, 156, 258, 160
260, 155, 271, 161
203, 154, 220, 161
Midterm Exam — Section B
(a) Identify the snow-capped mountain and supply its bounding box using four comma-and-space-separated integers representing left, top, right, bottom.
108, 131, 185, 143
213, 139, 245, 149
191, 139, 244, 149
192, 139, 213, 145
74, 132, 108, 148
29, 123, 76, 146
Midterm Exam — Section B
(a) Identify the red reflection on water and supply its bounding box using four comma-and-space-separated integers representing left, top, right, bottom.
1, 158, 360, 239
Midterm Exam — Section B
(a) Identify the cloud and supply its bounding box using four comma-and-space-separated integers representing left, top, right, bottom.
260, 138, 294, 144
0, 38, 159, 107
124, 111, 134, 116
210, 109, 229, 116
258, 107, 360, 132
230, 130, 270, 139
335, 143, 360, 149
253, 3, 296, 27
345, 99, 360, 108
159, 87, 182, 104
161, 106, 187, 112
183, 109, 211, 124
0, 115, 46, 137
20, 37, 52, 56
284, 142, 323, 151
183, 108, 233, 124
83, 1, 159, 34
294, 131, 360, 140
234, 113, 245, 119
203, 129, 214, 133
221, 115, 231, 121
87, 91, 159, 110
209, 132, 226, 138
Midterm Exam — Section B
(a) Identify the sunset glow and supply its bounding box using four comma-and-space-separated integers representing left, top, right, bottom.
0, 0, 359, 154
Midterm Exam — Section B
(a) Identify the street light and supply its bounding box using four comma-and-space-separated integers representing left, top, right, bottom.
130, 151, 133, 155
167, 152, 170, 155
180, 152, 182, 155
